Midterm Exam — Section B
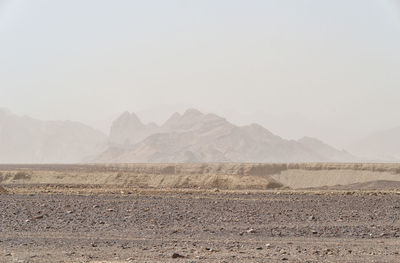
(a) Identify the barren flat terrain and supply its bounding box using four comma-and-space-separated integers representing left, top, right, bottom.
1, 186, 400, 262
1, 164, 400, 262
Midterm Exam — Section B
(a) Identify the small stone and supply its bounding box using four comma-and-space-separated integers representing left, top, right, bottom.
93, 205, 99, 208
265, 243, 271, 248
247, 228, 256, 234
172, 253, 184, 259
106, 208, 115, 212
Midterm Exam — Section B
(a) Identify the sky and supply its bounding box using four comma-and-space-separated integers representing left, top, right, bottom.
1, 0, 400, 148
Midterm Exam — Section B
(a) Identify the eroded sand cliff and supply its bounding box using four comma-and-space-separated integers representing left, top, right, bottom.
1, 163, 400, 190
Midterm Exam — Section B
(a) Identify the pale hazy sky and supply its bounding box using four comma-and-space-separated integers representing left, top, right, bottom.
1, 0, 400, 148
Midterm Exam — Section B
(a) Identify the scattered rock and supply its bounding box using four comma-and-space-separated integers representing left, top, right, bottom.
65, 251, 75, 257
247, 228, 256, 234
172, 253, 184, 259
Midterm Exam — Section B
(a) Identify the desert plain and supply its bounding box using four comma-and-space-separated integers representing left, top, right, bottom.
1, 163, 400, 262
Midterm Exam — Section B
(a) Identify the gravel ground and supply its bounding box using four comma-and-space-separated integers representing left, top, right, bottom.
1, 187, 400, 262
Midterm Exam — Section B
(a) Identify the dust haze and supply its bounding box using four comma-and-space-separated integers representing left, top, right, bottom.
1, 0, 400, 149
1, 1, 400, 262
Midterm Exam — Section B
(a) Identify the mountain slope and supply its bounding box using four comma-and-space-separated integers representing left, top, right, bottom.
298, 137, 355, 162
0, 108, 107, 163
349, 127, 400, 161
109, 111, 159, 146
95, 109, 356, 163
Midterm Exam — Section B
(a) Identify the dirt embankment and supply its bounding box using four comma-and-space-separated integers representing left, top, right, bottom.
272, 163, 400, 189
1, 163, 400, 190
0, 185, 7, 194
0, 164, 284, 190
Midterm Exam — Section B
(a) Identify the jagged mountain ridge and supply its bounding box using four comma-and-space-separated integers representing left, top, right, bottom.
0, 108, 107, 163
109, 111, 159, 146
95, 109, 356, 163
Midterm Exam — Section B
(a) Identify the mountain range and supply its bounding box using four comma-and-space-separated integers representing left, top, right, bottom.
1, 107, 398, 163
95, 109, 356, 163
0, 108, 106, 163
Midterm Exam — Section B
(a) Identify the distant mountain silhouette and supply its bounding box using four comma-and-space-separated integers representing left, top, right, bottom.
349, 126, 400, 162
0, 108, 107, 163
109, 111, 159, 146
95, 109, 356, 163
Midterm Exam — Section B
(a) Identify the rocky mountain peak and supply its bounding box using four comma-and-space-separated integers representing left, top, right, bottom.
113, 112, 143, 129
182, 108, 204, 117
109, 111, 159, 146
95, 108, 357, 163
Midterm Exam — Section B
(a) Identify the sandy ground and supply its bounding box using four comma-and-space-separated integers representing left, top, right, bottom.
1, 164, 400, 262
1, 185, 400, 263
